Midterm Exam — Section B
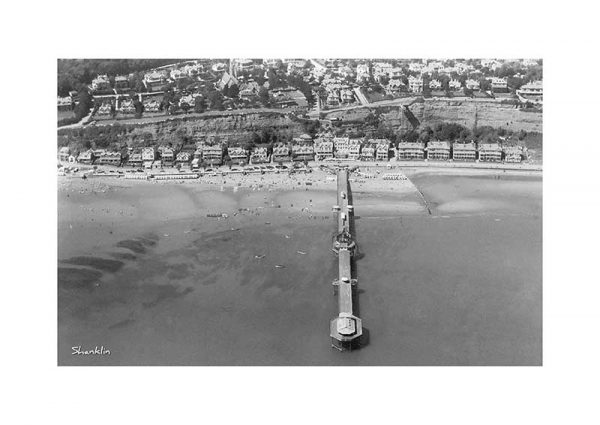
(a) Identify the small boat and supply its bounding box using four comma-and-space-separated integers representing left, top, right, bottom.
265, 222, 271, 225
284, 235, 291, 239
297, 251, 307, 255
274, 265, 286, 268
254, 255, 266, 259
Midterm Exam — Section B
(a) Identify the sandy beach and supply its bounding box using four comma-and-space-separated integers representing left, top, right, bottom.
58, 168, 541, 365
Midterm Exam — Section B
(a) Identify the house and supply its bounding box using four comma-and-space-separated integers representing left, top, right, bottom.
491, 77, 508, 91
170, 68, 188, 82
217, 72, 239, 91
356, 64, 370, 82
426, 141, 451, 160
158, 146, 175, 165
333, 137, 350, 158
478, 142, 502, 162
314, 138, 334, 160
96, 151, 122, 166
408, 76, 423, 93
239, 81, 260, 99
397, 142, 425, 160
176, 151, 192, 166
142, 146, 157, 162
270, 87, 308, 109
178, 94, 196, 108
359, 142, 376, 161
203, 144, 224, 165
348, 139, 362, 160
114, 75, 129, 90
408, 62, 425, 73
452, 142, 477, 161
143, 71, 169, 91
465, 79, 480, 90
375, 139, 391, 161
228, 146, 249, 165
292, 134, 313, 145
96, 102, 113, 116
429, 79, 442, 90
58, 147, 70, 161
57, 96, 72, 112
503, 145, 523, 163
143, 99, 161, 113
291, 144, 315, 162
449, 79, 462, 91
91, 74, 110, 92
516, 80, 543, 104
128, 151, 143, 167
251, 146, 270, 164
272, 142, 291, 163
77, 149, 95, 165
118, 99, 136, 115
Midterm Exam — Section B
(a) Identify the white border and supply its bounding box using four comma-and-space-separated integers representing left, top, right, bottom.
3, 0, 600, 423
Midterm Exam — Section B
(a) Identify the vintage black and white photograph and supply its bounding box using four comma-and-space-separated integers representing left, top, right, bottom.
57, 58, 543, 365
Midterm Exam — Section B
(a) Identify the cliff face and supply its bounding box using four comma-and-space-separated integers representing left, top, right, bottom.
381, 100, 543, 133
122, 112, 304, 145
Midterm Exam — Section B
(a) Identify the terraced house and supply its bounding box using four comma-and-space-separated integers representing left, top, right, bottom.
77, 149, 95, 165
452, 142, 477, 161
333, 137, 350, 159
503, 145, 524, 163
251, 146, 269, 164
96, 151, 122, 166
426, 141, 451, 160
292, 144, 315, 162
272, 142, 291, 163
374, 139, 391, 161
314, 138, 334, 160
397, 141, 425, 160
228, 146, 249, 165
478, 142, 502, 162
175, 151, 192, 167
158, 146, 175, 166
359, 142, 376, 161
203, 144, 224, 166
348, 139, 362, 160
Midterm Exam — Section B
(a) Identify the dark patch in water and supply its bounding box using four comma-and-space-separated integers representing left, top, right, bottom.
58, 267, 102, 291
108, 318, 136, 330
142, 285, 194, 309
166, 264, 192, 280
116, 239, 147, 254
110, 252, 137, 261
60, 256, 124, 273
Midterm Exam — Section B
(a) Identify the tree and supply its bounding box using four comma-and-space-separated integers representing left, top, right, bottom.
258, 86, 270, 107
194, 97, 206, 113
228, 84, 240, 99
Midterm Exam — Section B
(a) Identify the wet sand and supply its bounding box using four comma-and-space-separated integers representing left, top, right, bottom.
58, 171, 542, 365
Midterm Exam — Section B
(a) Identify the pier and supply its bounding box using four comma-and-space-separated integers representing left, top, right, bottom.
330, 168, 363, 351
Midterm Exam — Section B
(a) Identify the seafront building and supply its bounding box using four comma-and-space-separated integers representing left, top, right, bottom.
175, 151, 192, 166
478, 142, 503, 162
397, 142, 425, 160
359, 142, 376, 161
426, 141, 451, 160
77, 149, 95, 165
348, 139, 362, 160
452, 142, 477, 161
158, 146, 175, 166
128, 151, 143, 167
503, 145, 524, 163
251, 146, 270, 164
272, 142, 291, 163
95, 151, 122, 166
292, 144, 315, 162
203, 144, 224, 166
228, 146, 249, 165
58, 146, 70, 162
314, 138, 334, 160
333, 137, 350, 159
375, 139, 390, 161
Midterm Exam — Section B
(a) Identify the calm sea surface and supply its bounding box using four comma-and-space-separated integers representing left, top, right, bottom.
58, 173, 542, 365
